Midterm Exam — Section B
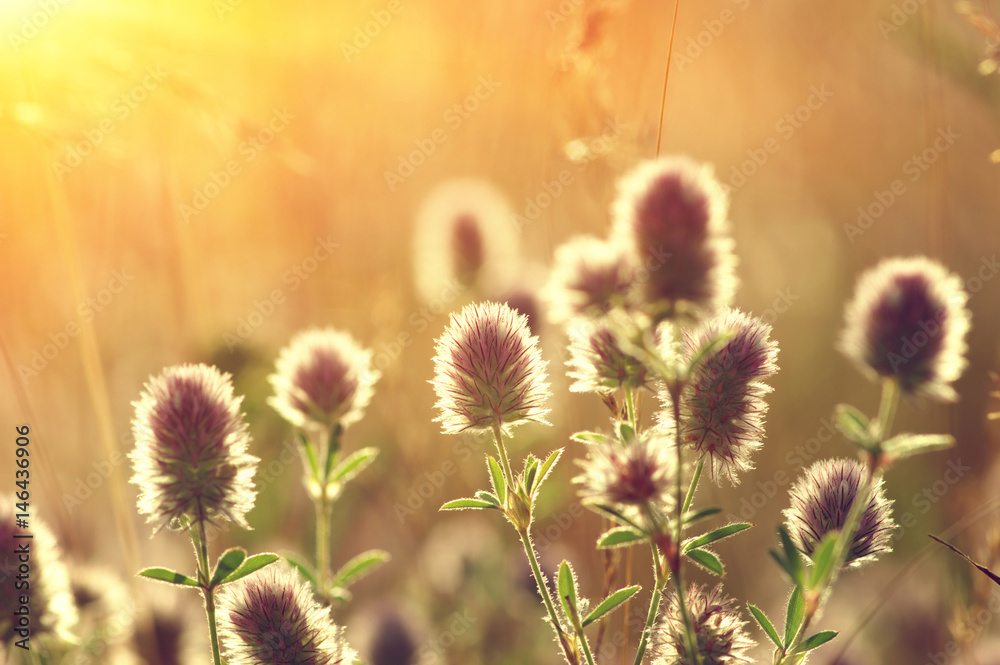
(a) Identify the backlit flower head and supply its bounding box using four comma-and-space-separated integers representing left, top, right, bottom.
431, 301, 550, 434
668, 308, 779, 485
1, 498, 77, 646
70, 564, 134, 648
268, 328, 380, 433
130, 363, 258, 531
413, 178, 520, 302
652, 584, 755, 665
784, 458, 895, 567
545, 235, 632, 325
566, 317, 651, 394
839, 256, 970, 401
611, 157, 738, 320
574, 430, 675, 508
218, 564, 357, 665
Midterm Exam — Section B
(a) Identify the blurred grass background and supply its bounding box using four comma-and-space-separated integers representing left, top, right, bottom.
1, 0, 1000, 663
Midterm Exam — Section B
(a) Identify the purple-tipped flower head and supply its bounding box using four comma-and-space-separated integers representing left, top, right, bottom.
566, 318, 651, 394
218, 564, 357, 665
545, 236, 633, 325
130, 364, 258, 531
784, 458, 895, 566
668, 308, 779, 485
612, 157, 738, 320
574, 431, 675, 508
839, 256, 970, 401
652, 584, 755, 665
432, 301, 550, 433
1, 498, 77, 645
269, 328, 380, 433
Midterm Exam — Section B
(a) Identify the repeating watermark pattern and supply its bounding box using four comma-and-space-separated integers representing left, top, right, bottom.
416, 610, 477, 662
17, 268, 136, 383
545, 0, 584, 29
384, 76, 502, 192
222, 235, 339, 350
843, 126, 960, 243
179, 107, 295, 223
674, 0, 752, 72
878, 0, 928, 40
214, 0, 243, 19
510, 116, 626, 232
52, 65, 169, 181
924, 590, 1000, 665
340, 1, 404, 61
722, 84, 833, 194
6, 0, 71, 53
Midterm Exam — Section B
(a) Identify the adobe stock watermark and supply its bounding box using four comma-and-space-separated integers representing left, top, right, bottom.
384, 76, 502, 192
6, 0, 71, 53
52, 65, 169, 181
924, 589, 1000, 665
222, 235, 339, 350
416, 610, 476, 662
180, 107, 295, 223
510, 116, 625, 232
340, 0, 403, 61
674, 0, 751, 72
877, 0, 928, 40
843, 126, 960, 244
17, 268, 136, 383
722, 83, 833, 194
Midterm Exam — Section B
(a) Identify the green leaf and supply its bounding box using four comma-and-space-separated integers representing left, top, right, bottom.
685, 548, 723, 575
282, 552, 318, 589
779, 525, 805, 587
299, 431, 320, 481
597, 526, 646, 549
486, 456, 506, 506
331, 446, 379, 484
684, 523, 753, 553
748, 604, 783, 649
619, 422, 635, 442
324, 425, 342, 480
784, 586, 804, 647
210, 547, 247, 587
474, 490, 501, 507
138, 567, 200, 587
582, 585, 641, 627
795, 630, 838, 653
440, 497, 498, 511
332, 549, 391, 589
221, 553, 280, 585
570, 431, 610, 445
682, 507, 722, 525
524, 456, 540, 494
581, 500, 644, 530
834, 403, 872, 448
535, 449, 563, 493
808, 533, 840, 590
882, 433, 955, 461
557, 561, 579, 627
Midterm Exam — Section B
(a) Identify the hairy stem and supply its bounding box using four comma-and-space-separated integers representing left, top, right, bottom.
519, 528, 578, 665
670, 379, 701, 665
192, 521, 224, 665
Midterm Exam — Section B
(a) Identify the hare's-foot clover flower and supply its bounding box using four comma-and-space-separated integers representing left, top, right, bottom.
218, 564, 357, 665
545, 235, 633, 325
611, 157, 738, 321
130, 364, 258, 531
566, 317, 651, 394
784, 458, 895, 566
651, 584, 755, 665
671, 308, 779, 484
574, 431, 675, 509
431, 301, 550, 434
839, 256, 970, 401
268, 328, 380, 433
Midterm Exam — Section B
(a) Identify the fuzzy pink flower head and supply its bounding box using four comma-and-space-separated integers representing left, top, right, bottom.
269, 328, 380, 433
611, 157, 738, 320
565, 317, 651, 394
574, 430, 676, 508
839, 256, 970, 401
664, 308, 779, 485
431, 301, 551, 434
545, 235, 633, 325
652, 584, 755, 665
1, 498, 77, 646
218, 564, 357, 665
784, 458, 895, 567
130, 364, 258, 531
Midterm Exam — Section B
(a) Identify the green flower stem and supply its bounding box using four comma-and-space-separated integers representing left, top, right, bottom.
777, 380, 900, 664
576, 623, 598, 665
624, 384, 638, 430
669, 378, 701, 665
633, 575, 667, 665
518, 527, 579, 665
192, 521, 224, 665
490, 422, 517, 496
316, 494, 332, 595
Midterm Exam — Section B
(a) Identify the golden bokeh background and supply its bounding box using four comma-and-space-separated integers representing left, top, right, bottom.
2, 0, 1000, 663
